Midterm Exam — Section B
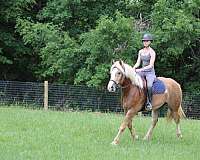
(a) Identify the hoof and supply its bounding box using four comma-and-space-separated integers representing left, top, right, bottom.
177, 134, 183, 139
111, 141, 119, 145
143, 136, 150, 141
135, 135, 139, 140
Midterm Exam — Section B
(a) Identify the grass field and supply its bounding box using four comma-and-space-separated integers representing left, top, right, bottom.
0, 106, 200, 160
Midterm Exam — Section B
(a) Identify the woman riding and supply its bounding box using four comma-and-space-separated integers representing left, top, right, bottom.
133, 33, 156, 111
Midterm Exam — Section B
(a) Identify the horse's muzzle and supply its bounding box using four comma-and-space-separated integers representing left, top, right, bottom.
107, 80, 118, 92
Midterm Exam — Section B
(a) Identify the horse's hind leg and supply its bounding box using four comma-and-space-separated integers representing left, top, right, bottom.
167, 102, 184, 138
143, 110, 159, 141
170, 109, 183, 138
174, 112, 182, 138
111, 108, 136, 145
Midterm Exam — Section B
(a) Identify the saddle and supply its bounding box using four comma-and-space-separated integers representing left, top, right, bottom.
142, 78, 166, 95
140, 78, 166, 112
152, 78, 166, 95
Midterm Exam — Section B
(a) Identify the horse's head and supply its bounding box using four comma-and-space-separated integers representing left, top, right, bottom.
107, 60, 126, 92
107, 60, 143, 92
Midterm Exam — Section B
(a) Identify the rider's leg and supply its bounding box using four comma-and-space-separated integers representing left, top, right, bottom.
146, 85, 153, 110
146, 75, 155, 111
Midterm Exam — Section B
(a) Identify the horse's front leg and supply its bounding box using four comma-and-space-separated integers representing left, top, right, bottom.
111, 108, 136, 145
128, 119, 139, 141
143, 110, 159, 140
123, 109, 138, 140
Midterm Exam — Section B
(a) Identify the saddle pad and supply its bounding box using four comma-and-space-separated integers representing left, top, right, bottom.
152, 79, 166, 94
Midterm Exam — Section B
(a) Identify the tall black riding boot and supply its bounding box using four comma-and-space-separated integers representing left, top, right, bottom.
146, 86, 153, 111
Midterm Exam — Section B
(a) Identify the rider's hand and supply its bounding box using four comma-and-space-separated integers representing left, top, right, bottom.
136, 68, 143, 72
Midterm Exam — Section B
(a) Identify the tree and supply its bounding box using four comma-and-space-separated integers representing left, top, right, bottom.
0, 0, 199, 92
0, 0, 37, 80
150, 0, 200, 92
75, 12, 141, 87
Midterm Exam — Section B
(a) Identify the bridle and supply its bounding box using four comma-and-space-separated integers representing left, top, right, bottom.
109, 67, 131, 89
108, 79, 119, 89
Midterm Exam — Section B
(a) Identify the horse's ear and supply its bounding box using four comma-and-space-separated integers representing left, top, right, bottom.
119, 59, 124, 66
112, 59, 115, 64
119, 59, 125, 72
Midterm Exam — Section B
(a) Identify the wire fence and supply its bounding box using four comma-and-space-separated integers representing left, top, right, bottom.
0, 80, 200, 119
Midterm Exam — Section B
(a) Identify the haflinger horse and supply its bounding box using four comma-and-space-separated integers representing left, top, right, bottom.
107, 60, 185, 145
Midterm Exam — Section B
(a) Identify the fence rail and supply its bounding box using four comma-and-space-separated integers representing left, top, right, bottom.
0, 80, 200, 119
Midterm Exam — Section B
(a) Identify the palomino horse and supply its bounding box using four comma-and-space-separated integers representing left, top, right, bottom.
107, 60, 185, 145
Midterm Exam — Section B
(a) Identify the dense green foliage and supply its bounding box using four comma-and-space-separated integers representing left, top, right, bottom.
0, 0, 199, 92
0, 107, 200, 159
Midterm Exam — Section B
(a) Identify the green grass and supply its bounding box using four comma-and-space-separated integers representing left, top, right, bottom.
0, 106, 199, 160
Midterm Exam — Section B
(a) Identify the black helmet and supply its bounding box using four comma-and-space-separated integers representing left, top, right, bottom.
142, 33, 153, 41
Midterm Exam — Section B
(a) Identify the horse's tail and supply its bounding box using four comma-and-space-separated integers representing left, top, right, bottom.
167, 105, 186, 122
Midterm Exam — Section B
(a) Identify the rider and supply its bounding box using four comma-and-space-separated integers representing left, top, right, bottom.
133, 33, 156, 111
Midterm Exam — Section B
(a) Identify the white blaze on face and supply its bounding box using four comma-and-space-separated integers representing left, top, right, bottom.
107, 67, 119, 92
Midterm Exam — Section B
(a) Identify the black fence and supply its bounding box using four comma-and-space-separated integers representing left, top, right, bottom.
0, 80, 200, 119
0, 80, 122, 112
0, 80, 44, 106
48, 83, 122, 112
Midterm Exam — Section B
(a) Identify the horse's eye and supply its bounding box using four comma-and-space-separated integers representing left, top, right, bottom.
117, 72, 121, 75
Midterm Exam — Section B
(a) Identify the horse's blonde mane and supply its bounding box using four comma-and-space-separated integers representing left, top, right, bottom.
111, 61, 143, 89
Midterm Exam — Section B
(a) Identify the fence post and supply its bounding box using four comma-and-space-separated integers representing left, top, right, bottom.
44, 81, 48, 110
